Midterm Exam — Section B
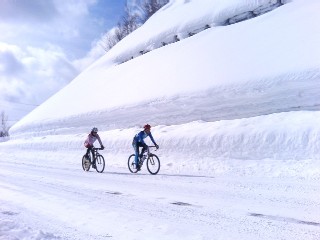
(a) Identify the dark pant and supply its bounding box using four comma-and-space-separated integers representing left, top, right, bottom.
86, 146, 96, 164
132, 141, 148, 166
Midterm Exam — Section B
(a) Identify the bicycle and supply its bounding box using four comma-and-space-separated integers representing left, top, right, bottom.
82, 147, 105, 173
128, 146, 160, 175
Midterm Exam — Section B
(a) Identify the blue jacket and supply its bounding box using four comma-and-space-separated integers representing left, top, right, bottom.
133, 131, 157, 145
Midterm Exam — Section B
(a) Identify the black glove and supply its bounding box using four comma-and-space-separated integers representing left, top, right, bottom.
101, 145, 105, 150
155, 144, 159, 149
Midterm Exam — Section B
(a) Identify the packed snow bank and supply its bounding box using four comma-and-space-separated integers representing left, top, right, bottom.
3, 0, 320, 172
0, 215, 59, 240
9, 0, 320, 137
8, 68, 320, 138
2, 112, 320, 176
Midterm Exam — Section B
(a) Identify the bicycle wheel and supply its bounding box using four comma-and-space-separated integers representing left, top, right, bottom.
95, 154, 105, 173
147, 154, 160, 175
82, 155, 91, 171
128, 154, 139, 173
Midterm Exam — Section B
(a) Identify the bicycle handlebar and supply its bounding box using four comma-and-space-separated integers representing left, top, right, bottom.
147, 145, 159, 151
93, 147, 104, 151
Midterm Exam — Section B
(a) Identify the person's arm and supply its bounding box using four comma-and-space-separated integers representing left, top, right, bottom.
97, 134, 104, 149
149, 133, 158, 146
84, 135, 89, 147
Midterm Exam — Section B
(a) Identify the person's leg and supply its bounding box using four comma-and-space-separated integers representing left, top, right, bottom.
90, 147, 96, 165
140, 143, 148, 158
133, 142, 140, 168
86, 147, 90, 158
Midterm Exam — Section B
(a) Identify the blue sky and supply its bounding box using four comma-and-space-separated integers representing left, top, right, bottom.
0, 0, 128, 124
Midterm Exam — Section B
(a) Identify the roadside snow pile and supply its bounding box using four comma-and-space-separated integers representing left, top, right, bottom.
4, 0, 320, 166
2, 111, 320, 170
0, 216, 60, 240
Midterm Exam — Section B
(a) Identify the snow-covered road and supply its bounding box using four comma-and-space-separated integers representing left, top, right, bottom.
2, 1, 320, 239
1, 152, 319, 240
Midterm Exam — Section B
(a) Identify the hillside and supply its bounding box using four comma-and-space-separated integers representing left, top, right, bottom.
3, 0, 319, 162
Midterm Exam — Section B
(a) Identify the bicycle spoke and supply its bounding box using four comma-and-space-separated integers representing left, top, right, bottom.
128, 154, 138, 173
95, 155, 105, 173
82, 155, 91, 171
147, 155, 160, 175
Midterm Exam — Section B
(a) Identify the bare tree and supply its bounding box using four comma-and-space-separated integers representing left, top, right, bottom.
101, 4, 140, 51
121, 5, 140, 37
0, 111, 9, 137
141, 0, 169, 22
100, 0, 169, 52
100, 27, 122, 51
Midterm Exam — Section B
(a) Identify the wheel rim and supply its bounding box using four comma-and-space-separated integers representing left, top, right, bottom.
95, 155, 105, 173
147, 155, 160, 175
128, 154, 138, 173
82, 155, 91, 171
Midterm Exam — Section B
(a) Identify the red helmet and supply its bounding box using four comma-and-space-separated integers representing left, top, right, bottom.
144, 124, 151, 130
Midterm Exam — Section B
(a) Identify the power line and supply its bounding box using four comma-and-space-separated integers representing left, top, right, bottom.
0, 105, 35, 112
8, 108, 32, 112
0, 100, 39, 107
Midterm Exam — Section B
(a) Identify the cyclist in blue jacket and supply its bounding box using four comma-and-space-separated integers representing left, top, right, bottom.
132, 124, 159, 171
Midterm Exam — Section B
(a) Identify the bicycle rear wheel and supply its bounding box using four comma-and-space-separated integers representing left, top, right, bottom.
128, 154, 139, 173
82, 155, 91, 171
95, 154, 105, 173
147, 154, 160, 175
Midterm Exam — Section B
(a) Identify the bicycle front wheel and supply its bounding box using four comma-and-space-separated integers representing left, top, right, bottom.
95, 154, 105, 173
82, 155, 91, 171
147, 154, 160, 175
128, 154, 138, 173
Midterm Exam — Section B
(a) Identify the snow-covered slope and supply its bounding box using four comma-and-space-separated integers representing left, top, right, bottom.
4, 0, 320, 161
